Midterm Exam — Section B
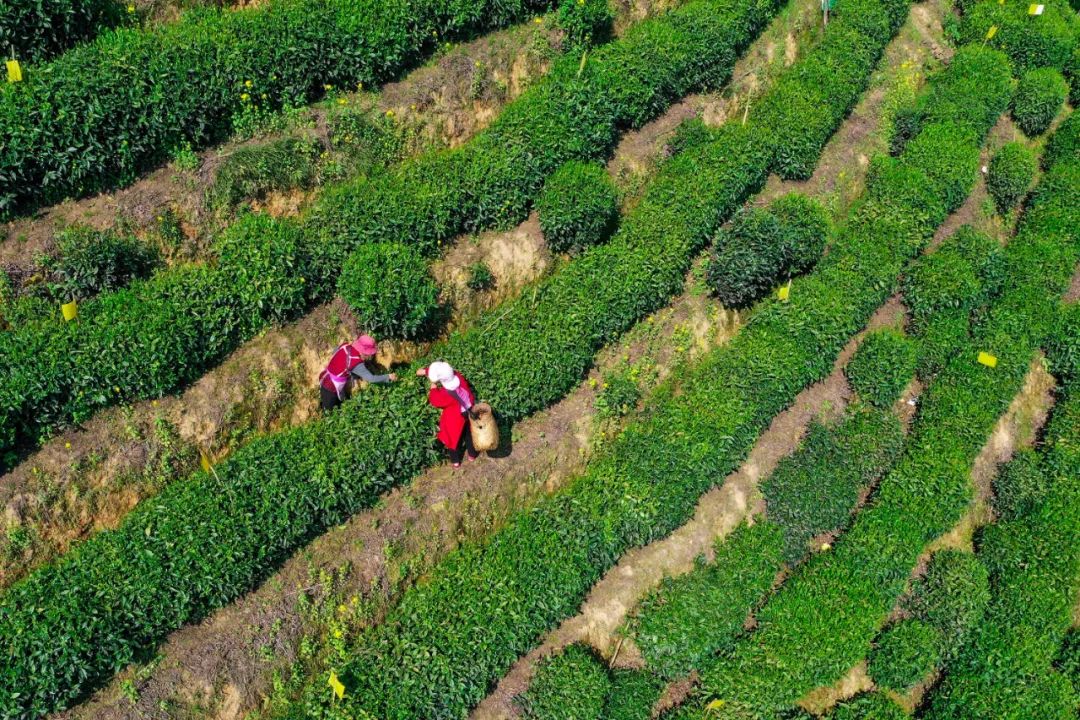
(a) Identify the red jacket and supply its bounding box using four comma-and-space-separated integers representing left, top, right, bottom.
428, 373, 474, 449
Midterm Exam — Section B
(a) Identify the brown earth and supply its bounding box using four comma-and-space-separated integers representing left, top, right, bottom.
57, 269, 737, 720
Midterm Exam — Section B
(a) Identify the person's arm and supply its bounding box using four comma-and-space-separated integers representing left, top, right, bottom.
351, 362, 392, 384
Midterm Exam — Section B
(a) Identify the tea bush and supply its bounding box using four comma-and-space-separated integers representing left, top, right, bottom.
325, 108, 404, 176
991, 447, 1049, 520
337, 243, 441, 339
517, 645, 611, 720
208, 136, 322, 209
958, 0, 1078, 73
762, 406, 904, 564
0, 0, 125, 63
556, 0, 612, 48
691, 50, 1079, 717
707, 193, 829, 308
466, 261, 496, 291
827, 693, 908, 719
38, 226, 161, 303
986, 141, 1036, 213
667, 117, 712, 157
595, 369, 640, 418
537, 161, 618, 254
844, 329, 917, 408
0, 0, 556, 217
1045, 302, 1080, 382
0, 0, 781, 463
1056, 630, 1080, 690
868, 620, 943, 692
1011, 67, 1069, 136
925, 376, 1080, 718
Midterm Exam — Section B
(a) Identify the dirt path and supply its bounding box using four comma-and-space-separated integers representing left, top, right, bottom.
0, 17, 562, 270
57, 273, 738, 720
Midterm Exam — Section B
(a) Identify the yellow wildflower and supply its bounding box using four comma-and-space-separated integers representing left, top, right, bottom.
386, 109, 394, 117
127, 3, 135, 12
244, 79, 253, 88
241, 92, 250, 101
337, 97, 347, 105
534, 16, 542, 23
324, 83, 334, 91
338, 604, 348, 614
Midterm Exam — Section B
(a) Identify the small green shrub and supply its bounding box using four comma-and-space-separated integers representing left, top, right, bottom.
901, 225, 1003, 324
40, 226, 161, 302
595, 369, 640, 419
603, 670, 666, 720
828, 693, 909, 719
869, 619, 943, 692
992, 448, 1050, 521
906, 549, 990, 652
1067, 46, 1080, 106
0, 0, 126, 63
466, 261, 496, 292
517, 644, 611, 720
707, 193, 829, 308
889, 103, 923, 156
556, 0, 613, 48
208, 136, 321, 209
959, 0, 1077, 74
538, 161, 619, 254
337, 243, 441, 339
1055, 629, 1080, 690
326, 110, 403, 174
667, 117, 713, 157
845, 329, 917, 408
1046, 304, 1080, 383
987, 142, 1036, 213
1011, 68, 1068, 137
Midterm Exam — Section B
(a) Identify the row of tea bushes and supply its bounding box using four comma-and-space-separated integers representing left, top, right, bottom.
683, 107, 1078, 719
0, 0, 125, 63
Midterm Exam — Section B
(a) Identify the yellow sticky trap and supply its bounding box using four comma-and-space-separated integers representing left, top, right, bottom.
705, 699, 726, 715
978, 351, 998, 368
328, 671, 345, 700
5, 59, 22, 83
778, 282, 791, 302
1028, 3, 1044, 13
60, 300, 78, 321
985, 24, 998, 39
200, 452, 213, 473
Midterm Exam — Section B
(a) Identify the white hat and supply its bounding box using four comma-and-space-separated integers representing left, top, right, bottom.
427, 361, 456, 386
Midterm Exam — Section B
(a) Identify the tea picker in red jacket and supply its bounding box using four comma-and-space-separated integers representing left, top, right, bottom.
319, 335, 397, 412
416, 361, 478, 467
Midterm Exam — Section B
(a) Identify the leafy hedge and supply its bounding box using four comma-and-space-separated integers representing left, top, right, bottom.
924, 368, 1080, 718
762, 405, 904, 564
957, 0, 1079, 74
0, 0, 800, 711
844, 329, 917, 408
537, 160, 619, 254
686, 87, 1076, 719
0, 0, 125, 64
1011, 67, 1069, 137
0, 0, 783, 464
628, 523, 783, 681
37, 225, 162, 304
707, 193, 830, 308
0, 0, 556, 218
868, 550, 989, 692
990, 447, 1049, 520
517, 645, 612, 720
337, 243, 442, 339
556, 0, 612, 48
987, 141, 1036, 213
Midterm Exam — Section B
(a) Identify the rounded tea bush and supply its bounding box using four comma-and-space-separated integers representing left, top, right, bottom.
844, 328, 917, 409
907, 549, 990, 646
992, 448, 1050, 521
337, 243, 441, 339
868, 619, 943, 692
556, 0, 613, 48
42, 226, 161, 301
987, 142, 1036, 213
707, 193, 829, 308
1011, 68, 1068, 137
538, 161, 618, 255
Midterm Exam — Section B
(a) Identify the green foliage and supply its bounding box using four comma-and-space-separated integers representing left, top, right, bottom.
889, 103, 923, 155
691, 48, 1079, 719
595, 369, 640, 419
603, 670, 667, 720
630, 523, 783, 680
518, 645, 611, 720
0, 0, 126, 63
667, 117, 712, 157
992, 448, 1050, 521
1055, 629, 1080, 690
38, 226, 161, 303
0, 0, 551, 218
1011, 68, 1069, 137
986, 141, 1036, 213
208, 136, 322, 209
1067, 46, 1080, 105
868, 619, 943, 692
1046, 302, 1080, 383
827, 693, 909, 719
762, 406, 904, 564
538, 161, 619, 254
337, 243, 441, 339
326, 109, 404, 174
0, 0, 784, 463
906, 549, 990, 652
556, 0, 612, 48
926, 378, 1080, 719
466, 261, 496, 291
845, 329, 917, 408
707, 193, 830, 308
958, 0, 1079, 74
1043, 109, 1080, 170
